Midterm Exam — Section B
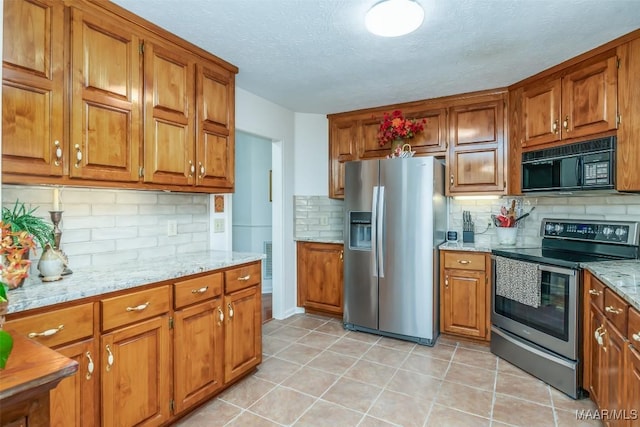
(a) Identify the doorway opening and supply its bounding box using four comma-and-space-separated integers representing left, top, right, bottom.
232, 131, 273, 322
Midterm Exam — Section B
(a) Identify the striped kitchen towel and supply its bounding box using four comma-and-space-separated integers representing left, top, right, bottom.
495, 256, 541, 308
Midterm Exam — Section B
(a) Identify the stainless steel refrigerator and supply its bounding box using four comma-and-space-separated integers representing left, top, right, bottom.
343, 156, 446, 345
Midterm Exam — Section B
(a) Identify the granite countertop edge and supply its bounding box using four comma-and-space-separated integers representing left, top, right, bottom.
582, 260, 640, 312
295, 237, 344, 244
7, 250, 266, 314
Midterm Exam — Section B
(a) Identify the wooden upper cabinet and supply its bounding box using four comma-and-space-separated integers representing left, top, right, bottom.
522, 78, 562, 147
195, 63, 235, 189
329, 118, 359, 198
2, 0, 65, 177
69, 7, 142, 182
616, 38, 640, 192
360, 116, 385, 159
447, 97, 505, 194
143, 40, 195, 186
521, 52, 618, 148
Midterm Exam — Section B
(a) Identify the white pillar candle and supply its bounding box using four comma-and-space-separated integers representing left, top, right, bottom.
53, 188, 60, 211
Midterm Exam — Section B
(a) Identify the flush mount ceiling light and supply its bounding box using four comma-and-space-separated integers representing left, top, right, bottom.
365, 0, 425, 37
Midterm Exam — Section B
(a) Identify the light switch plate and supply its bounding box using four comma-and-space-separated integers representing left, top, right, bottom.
213, 218, 225, 233
167, 220, 177, 236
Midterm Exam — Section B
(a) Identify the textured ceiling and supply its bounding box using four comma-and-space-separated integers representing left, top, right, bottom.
112, 0, 640, 115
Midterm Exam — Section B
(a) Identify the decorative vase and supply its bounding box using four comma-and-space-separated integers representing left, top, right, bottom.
390, 138, 404, 156
37, 244, 67, 282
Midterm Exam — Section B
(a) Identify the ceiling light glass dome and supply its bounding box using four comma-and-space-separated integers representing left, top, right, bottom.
365, 0, 425, 37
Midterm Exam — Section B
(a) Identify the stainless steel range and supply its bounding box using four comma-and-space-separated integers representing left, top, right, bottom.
491, 218, 640, 399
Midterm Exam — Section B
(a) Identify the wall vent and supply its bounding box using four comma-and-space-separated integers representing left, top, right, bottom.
263, 241, 273, 280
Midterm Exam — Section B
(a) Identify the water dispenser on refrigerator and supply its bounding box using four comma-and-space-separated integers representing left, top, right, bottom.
349, 212, 372, 250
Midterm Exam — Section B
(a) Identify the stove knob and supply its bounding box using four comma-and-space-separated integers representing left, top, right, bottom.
545, 223, 556, 234
603, 226, 614, 237
554, 224, 564, 234
615, 227, 628, 240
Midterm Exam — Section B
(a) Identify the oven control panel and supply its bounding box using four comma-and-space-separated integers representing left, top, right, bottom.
541, 219, 640, 245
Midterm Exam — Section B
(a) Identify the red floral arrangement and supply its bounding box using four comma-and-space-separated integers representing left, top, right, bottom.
377, 110, 426, 147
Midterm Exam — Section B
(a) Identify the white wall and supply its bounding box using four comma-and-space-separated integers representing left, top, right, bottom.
235, 87, 296, 319
293, 113, 329, 196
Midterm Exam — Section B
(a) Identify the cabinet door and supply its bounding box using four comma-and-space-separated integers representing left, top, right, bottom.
224, 286, 261, 384
195, 63, 234, 189
69, 8, 141, 182
522, 79, 562, 147
360, 116, 387, 159
588, 303, 606, 408
101, 315, 171, 427
174, 299, 224, 414
447, 99, 505, 194
410, 108, 447, 155
441, 269, 486, 339
297, 242, 343, 315
617, 38, 640, 192
50, 339, 98, 427
143, 41, 195, 186
2, 0, 64, 177
562, 54, 618, 140
329, 119, 358, 198
605, 322, 626, 426
627, 344, 640, 427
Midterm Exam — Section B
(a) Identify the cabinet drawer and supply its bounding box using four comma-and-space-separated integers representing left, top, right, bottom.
443, 252, 486, 271
174, 273, 223, 309
587, 275, 606, 311
6, 303, 94, 348
603, 288, 628, 334
101, 286, 170, 331
225, 262, 261, 293
628, 306, 640, 348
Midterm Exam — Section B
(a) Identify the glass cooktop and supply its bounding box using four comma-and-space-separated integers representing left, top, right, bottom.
491, 247, 618, 269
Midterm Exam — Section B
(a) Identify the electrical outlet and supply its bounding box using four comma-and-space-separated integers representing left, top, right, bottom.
167, 220, 178, 236
320, 216, 328, 226
213, 218, 225, 233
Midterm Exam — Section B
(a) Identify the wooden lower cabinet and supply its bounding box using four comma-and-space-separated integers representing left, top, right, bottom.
297, 241, 344, 316
6, 261, 263, 426
173, 297, 224, 413
50, 339, 98, 427
583, 271, 640, 427
100, 315, 171, 427
224, 284, 262, 384
439, 250, 490, 340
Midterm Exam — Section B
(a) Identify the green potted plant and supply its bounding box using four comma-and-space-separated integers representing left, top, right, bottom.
2, 200, 54, 250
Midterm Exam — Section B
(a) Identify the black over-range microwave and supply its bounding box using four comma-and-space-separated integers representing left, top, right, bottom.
522, 136, 616, 193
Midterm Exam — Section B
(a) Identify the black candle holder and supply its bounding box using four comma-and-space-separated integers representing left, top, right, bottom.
49, 210, 72, 275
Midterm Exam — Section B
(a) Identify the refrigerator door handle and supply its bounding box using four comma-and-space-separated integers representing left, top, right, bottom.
377, 186, 385, 278
371, 186, 379, 278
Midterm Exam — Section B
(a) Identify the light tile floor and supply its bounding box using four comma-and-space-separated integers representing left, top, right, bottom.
176, 314, 603, 427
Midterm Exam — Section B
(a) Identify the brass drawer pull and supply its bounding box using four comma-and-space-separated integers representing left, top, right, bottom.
605, 306, 623, 315
126, 302, 150, 312
86, 351, 95, 380
217, 307, 224, 324
238, 274, 251, 281
105, 344, 114, 372
228, 303, 234, 319
457, 260, 470, 265
28, 324, 64, 338
632, 333, 640, 342
191, 286, 209, 294
588, 289, 601, 296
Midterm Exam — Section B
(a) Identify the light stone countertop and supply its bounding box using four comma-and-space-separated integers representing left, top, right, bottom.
439, 242, 493, 252
295, 238, 344, 244
583, 260, 640, 312
7, 251, 265, 314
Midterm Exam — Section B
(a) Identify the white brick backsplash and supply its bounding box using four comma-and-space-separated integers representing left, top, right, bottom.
2, 185, 210, 269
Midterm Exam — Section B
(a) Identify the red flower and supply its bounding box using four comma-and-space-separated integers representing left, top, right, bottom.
376, 110, 426, 147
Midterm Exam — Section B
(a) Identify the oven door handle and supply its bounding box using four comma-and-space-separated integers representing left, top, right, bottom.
537, 263, 576, 276
491, 255, 576, 277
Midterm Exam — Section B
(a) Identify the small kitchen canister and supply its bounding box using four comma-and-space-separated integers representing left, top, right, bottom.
496, 227, 518, 246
